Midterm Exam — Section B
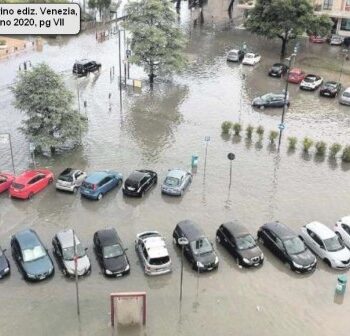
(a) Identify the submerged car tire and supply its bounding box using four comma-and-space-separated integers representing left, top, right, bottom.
97, 193, 103, 201
216, 234, 221, 244
324, 259, 332, 268
73, 187, 78, 194
173, 237, 178, 246
258, 236, 264, 245
28, 192, 34, 200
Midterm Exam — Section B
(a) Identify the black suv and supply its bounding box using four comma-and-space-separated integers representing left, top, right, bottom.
122, 170, 157, 197
173, 220, 219, 272
257, 221, 317, 273
268, 63, 288, 78
216, 221, 264, 267
73, 59, 101, 76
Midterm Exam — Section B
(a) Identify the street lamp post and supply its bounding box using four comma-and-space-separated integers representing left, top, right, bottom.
73, 229, 80, 316
0, 133, 15, 174
339, 47, 349, 83
178, 237, 189, 302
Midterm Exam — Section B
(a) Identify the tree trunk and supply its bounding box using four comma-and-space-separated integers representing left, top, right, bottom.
149, 62, 155, 89
228, 0, 235, 19
280, 37, 287, 57
50, 146, 56, 155
176, 0, 181, 10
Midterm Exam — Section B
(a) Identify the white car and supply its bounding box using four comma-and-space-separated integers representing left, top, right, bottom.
135, 231, 172, 276
242, 53, 261, 65
226, 49, 245, 62
300, 221, 350, 269
334, 216, 350, 248
330, 35, 343, 46
299, 74, 323, 91
339, 87, 350, 105
55, 168, 87, 193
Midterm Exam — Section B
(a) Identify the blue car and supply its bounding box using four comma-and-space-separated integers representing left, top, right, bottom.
80, 170, 123, 200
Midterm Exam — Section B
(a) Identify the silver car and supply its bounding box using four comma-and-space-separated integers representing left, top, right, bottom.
55, 168, 87, 193
135, 231, 171, 276
52, 229, 91, 277
161, 169, 192, 196
339, 87, 350, 105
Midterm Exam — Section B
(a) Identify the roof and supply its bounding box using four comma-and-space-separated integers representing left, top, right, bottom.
305, 221, 334, 240
15, 170, 43, 184
167, 169, 186, 179
176, 220, 204, 242
96, 228, 119, 246
15, 229, 40, 249
85, 171, 109, 183
56, 229, 80, 248
127, 171, 147, 183
222, 221, 249, 237
143, 236, 168, 259
262, 221, 295, 240
59, 168, 77, 177
340, 216, 350, 226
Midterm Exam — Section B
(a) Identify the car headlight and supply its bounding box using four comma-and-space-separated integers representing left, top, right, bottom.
27, 273, 36, 279
3, 267, 9, 273
197, 261, 204, 268
260, 253, 264, 259
292, 261, 303, 269
49, 267, 54, 274
243, 258, 251, 264
105, 269, 113, 275
214, 257, 219, 264
124, 264, 130, 271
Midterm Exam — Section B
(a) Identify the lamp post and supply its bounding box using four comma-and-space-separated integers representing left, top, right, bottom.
339, 47, 349, 83
72, 229, 80, 316
227, 152, 235, 187
0, 133, 15, 174
178, 237, 189, 302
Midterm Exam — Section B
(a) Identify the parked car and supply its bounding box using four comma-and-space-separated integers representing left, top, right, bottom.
226, 48, 245, 62
0, 172, 14, 194
161, 169, 192, 196
287, 68, 306, 84
11, 229, 54, 281
242, 52, 261, 65
55, 168, 87, 193
52, 229, 91, 277
300, 74, 323, 91
0, 246, 10, 279
300, 221, 350, 269
252, 92, 289, 108
80, 170, 123, 200
258, 222, 317, 273
73, 59, 101, 76
9, 169, 54, 200
135, 231, 172, 275
309, 35, 327, 43
339, 87, 350, 105
93, 228, 130, 277
123, 170, 157, 197
319, 81, 342, 97
334, 216, 350, 249
173, 220, 219, 272
330, 35, 343, 46
216, 221, 264, 267
268, 63, 288, 78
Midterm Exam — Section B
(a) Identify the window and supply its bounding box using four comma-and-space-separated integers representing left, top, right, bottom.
341, 18, 350, 31
342, 224, 350, 236
346, 0, 350, 11
323, 0, 333, 10
140, 177, 148, 186
142, 244, 149, 259
275, 237, 284, 251
307, 229, 324, 247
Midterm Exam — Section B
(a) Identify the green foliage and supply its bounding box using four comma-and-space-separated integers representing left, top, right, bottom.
256, 125, 264, 139
315, 141, 327, 156
245, 0, 332, 55
288, 136, 297, 150
342, 145, 350, 163
269, 130, 278, 143
124, 0, 187, 84
221, 121, 232, 134
329, 143, 342, 158
246, 125, 254, 139
11, 63, 87, 154
232, 123, 242, 136
303, 137, 313, 152
88, 0, 111, 18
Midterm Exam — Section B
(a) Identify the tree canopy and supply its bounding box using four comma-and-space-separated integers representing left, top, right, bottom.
124, 0, 187, 86
11, 63, 87, 154
245, 0, 333, 56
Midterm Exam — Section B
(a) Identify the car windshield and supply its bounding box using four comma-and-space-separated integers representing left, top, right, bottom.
149, 256, 170, 265
165, 176, 180, 187
283, 237, 305, 255
22, 245, 46, 262
12, 183, 24, 189
343, 92, 350, 98
325, 82, 336, 88
190, 238, 213, 256
229, 51, 238, 56
103, 244, 124, 259
0, 175, 7, 183
62, 244, 86, 260
59, 175, 73, 182
272, 65, 282, 70
304, 76, 316, 82
236, 234, 256, 250
245, 54, 254, 58
82, 181, 94, 190
324, 236, 343, 252
261, 94, 273, 100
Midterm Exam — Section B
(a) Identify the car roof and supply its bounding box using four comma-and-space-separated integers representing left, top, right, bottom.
262, 221, 295, 239
142, 236, 168, 258
305, 74, 318, 78
127, 170, 148, 183
344, 87, 350, 92
305, 221, 335, 239
222, 221, 249, 237
340, 216, 350, 226
167, 169, 186, 179
85, 171, 110, 183
324, 81, 338, 85
96, 228, 120, 246
15, 229, 40, 249
290, 68, 302, 73
56, 229, 81, 248
15, 170, 45, 184
59, 168, 78, 177
176, 220, 204, 241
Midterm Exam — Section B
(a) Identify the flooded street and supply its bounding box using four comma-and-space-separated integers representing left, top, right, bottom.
1, 4, 350, 336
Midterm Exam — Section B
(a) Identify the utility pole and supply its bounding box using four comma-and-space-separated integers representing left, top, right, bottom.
118, 29, 122, 89
73, 229, 80, 316
178, 237, 189, 302
0, 133, 15, 174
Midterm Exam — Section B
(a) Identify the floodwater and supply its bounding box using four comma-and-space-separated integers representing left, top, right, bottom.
1, 4, 350, 336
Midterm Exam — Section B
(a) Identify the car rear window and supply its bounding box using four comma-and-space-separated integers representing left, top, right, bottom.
59, 175, 73, 182
149, 256, 170, 265
12, 183, 24, 189
82, 181, 95, 189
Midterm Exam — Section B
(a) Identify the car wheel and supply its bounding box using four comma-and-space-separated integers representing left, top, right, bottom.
258, 236, 264, 245
324, 259, 332, 268
28, 192, 34, 200
141, 190, 145, 198
180, 190, 184, 196
173, 237, 178, 246
97, 193, 103, 201
216, 234, 221, 244
73, 187, 79, 194
336, 232, 342, 241
62, 268, 67, 276
48, 177, 53, 184
118, 179, 122, 186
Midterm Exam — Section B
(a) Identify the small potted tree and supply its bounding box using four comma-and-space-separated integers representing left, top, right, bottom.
269, 130, 278, 143
341, 145, 350, 163
246, 125, 254, 139
329, 143, 342, 158
315, 141, 327, 156
303, 137, 314, 153
232, 122, 242, 136
287, 137, 297, 150
256, 125, 264, 141
0, 40, 7, 50
221, 121, 233, 134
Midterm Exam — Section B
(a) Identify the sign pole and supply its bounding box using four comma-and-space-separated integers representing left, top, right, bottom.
73, 229, 80, 316
8, 134, 15, 175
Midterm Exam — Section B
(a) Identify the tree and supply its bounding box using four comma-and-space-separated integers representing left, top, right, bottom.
11, 63, 87, 154
88, 0, 111, 21
245, 0, 332, 56
124, 0, 187, 87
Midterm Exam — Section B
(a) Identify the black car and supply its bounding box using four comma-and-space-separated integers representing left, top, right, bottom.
0, 246, 10, 279
257, 221, 317, 273
93, 228, 130, 277
216, 221, 264, 267
11, 229, 55, 281
252, 92, 289, 108
73, 59, 101, 76
268, 63, 288, 78
173, 220, 219, 272
122, 170, 157, 197
319, 81, 342, 98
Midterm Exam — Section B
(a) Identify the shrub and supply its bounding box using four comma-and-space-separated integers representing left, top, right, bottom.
221, 121, 232, 134
288, 137, 297, 150
232, 122, 242, 136
342, 145, 350, 163
269, 130, 278, 143
246, 125, 254, 139
256, 125, 264, 140
329, 143, 342, 158
315, 141, 327, 156
303, 137, 314, 152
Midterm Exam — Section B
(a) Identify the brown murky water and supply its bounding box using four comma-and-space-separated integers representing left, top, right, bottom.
1, 3, 350, 336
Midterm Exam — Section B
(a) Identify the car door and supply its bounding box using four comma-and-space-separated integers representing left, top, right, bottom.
100, 177, 112, 193
261, 229, 276, 251
74, 171, 85, 186
93, 234, 103, 265
37, 174, 47, 190
13, 240, 24, 273
140, 242, 147, 267
139, 176, 149, 193
273, 236, 288, 262
185, 173, 192, 189
341, 224, 350, 247
53, 238, 64, 269
184, 243, 194, 263
307, 229, 325, 258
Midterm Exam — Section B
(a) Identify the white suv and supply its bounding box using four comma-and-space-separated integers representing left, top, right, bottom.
334, 216, 350, 249
135, 231, 172, 276
300, 221, 350, 269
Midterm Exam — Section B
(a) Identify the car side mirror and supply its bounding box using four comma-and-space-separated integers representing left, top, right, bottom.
3, 248, 6, 253
85, 247, 88, 251
124, 248, 128, 252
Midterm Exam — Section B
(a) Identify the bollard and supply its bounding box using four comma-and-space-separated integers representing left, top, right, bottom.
191, 155, 199, 168
336, 274, 347, 295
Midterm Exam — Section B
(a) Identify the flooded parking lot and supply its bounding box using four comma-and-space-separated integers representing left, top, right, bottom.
1, 6, 350, 335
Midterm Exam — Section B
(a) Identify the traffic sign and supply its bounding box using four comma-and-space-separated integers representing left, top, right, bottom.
227, 153, 235, 161
204, 136, 210, 142
126, 49, 131, 56
278, 123, 285, 130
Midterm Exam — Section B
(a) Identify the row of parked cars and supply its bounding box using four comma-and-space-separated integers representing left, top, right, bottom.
0, 167, 193, 200
2, 217, 350, 281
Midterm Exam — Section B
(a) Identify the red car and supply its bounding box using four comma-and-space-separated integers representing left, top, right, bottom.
309, 35, 327, 43
287, 68, 306, 84
9, 169, 54, 200
0, 172, 15, 194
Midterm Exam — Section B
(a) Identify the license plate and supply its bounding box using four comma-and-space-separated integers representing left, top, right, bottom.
207, 267, 213, 271
116, 273, 122, 277
271, 73, 277, 76
253, 263, 260, 267
39, 275, 45, 280
324, 92, 330, 96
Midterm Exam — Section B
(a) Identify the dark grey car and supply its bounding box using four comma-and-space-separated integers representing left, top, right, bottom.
252, 92, 289, 108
